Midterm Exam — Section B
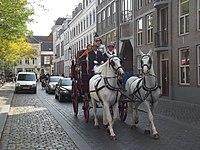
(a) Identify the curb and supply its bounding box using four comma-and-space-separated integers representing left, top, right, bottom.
0, 83, 14, 140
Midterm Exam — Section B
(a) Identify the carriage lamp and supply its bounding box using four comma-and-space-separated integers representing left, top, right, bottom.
93, 32, 99, 41
68, 47, 72, 59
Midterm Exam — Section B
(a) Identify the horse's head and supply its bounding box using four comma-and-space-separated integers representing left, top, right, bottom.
109, 56, 124, 78
139, 49, 153, 75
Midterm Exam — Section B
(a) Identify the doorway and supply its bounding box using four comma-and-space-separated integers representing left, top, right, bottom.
161, 59, 169, 96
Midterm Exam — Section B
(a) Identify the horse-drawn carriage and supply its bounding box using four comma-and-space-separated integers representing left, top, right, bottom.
71, 49, 161, 140
70, 49, 90, 122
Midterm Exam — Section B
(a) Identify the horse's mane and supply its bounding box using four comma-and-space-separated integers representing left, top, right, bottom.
93, 60, 109, 76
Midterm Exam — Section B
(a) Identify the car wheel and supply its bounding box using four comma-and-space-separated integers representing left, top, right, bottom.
33, 88, 37, 94
55, 93, 58, 99
15, 89, 18, 94
58, 94, 63, 102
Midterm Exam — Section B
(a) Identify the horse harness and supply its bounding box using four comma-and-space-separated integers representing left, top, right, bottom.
89, 56, 123, 105
129, 74, 160, 103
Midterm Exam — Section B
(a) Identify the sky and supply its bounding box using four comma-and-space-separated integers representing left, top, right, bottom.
28, 0, 81, 36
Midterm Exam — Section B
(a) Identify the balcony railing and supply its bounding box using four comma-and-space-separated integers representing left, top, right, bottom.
154, 30, 168, 48
154, 0, 168, 8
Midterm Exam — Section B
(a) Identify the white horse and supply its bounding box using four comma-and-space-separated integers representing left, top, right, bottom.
125, 49, 161, 139
89, 55, 124, 140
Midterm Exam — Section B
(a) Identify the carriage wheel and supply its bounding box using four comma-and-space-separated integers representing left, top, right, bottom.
72, 81, 78, 116
83, 94, 90, 123
119, 95, 128, 122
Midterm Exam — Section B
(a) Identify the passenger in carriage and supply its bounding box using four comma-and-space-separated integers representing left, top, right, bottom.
95, 37, 106, 55
103, 42, 117, 62
79, 44, 92, 74
88, 42, 103, 78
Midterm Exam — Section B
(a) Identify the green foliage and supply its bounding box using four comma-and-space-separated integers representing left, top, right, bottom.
0, 0, 44, 68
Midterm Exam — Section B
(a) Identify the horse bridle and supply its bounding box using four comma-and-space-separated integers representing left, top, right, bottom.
141, 55, 152, 71
108, 56, 123, 75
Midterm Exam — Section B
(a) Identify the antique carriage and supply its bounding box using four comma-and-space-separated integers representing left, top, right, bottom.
70, 49, 90, 122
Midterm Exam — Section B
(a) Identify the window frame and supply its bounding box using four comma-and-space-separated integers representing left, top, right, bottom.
137, 55, 142, 75
138, 0, 142, 10
198, 0, 200, 31
137, 18, 143, 46
197, 45, 200, 85
179, 48, 190, 85
44, 56, 51, 65
146, 13, 153, 44
179, 0, 189, 35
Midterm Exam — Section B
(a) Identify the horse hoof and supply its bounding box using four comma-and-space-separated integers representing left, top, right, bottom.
94, 125, 100, 128
131, 125, 136, 129
135, 118, 139, 124
153, 133, 160, 140
144, 130, 151, 134
103, 124, 109, 128
110, 136, 117, 140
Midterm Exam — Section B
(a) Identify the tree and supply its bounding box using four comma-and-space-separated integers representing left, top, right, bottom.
0, 0, 44, 72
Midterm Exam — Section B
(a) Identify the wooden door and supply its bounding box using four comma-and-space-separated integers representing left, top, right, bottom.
161, 60, 169, 96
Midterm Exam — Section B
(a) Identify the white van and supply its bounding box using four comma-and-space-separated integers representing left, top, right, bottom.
15, 72, 37, 94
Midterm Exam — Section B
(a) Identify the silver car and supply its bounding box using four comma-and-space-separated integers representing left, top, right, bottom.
45, 76, 63, 94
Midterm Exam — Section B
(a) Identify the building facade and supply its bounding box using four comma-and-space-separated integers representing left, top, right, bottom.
119, 0, 200, 104
52, 18, 67, 76
96, 0, 118, 48
14, 35, 53, 78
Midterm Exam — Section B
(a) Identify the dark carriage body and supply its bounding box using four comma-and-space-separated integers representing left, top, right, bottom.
70, 49, 90, 121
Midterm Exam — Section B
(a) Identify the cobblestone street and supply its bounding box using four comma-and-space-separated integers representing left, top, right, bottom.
0, 94, 78, 150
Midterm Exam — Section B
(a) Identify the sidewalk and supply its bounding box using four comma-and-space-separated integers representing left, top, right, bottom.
0, 82, 15, 140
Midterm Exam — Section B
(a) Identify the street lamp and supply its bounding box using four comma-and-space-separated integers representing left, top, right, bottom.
68, 47, 72, 59
93, 32, 99, 41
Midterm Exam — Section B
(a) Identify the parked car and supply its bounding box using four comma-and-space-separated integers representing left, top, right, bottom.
45, 76, 63, 94
55, 78, 72, 102
15, 72, 37, 94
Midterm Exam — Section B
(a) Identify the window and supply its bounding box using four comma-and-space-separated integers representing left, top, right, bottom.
89, 12, 92, 25
179, 48, 190, 85
86, 15, 89, 27
61, 41, 64, 56
44, 56, 51, 65
32, 58, 36, 64
145, 0, 152, 4
138, 0, 142, 9
93, 9, 96, 23
179, 0, 189, 35
113, 2, 116, 13
102, 10, 105, 21
147, 13, 153, 44
25, 58, 29, 64
198, 45, 200, 85
137, 18, 143, 46
137, 56, 142, 75
83, 18, 86, 29
107, 6, 110, 17
98, 13, 101, 23
86, 0, 88, 6
198, 0, 200, 30
121, 0, 133, 22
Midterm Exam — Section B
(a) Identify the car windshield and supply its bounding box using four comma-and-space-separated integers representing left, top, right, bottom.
62, 79, 72, 86
18, 74, 36, 81
50, 77, 61, 82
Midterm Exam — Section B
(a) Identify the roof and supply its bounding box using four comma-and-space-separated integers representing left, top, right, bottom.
55, 17, 67, 25
41, 42, 53, 51
28, 36, 51, 43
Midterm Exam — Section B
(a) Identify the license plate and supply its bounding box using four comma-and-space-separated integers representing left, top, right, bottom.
23, 86, 30, 89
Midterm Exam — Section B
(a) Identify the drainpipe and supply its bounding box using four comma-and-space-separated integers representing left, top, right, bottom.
115, 0, 120, 55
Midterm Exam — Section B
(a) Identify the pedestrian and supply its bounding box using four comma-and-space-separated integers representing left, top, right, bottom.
88, 42, 103, 78
103, 42, 117, 62
95, 38, 106, 55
